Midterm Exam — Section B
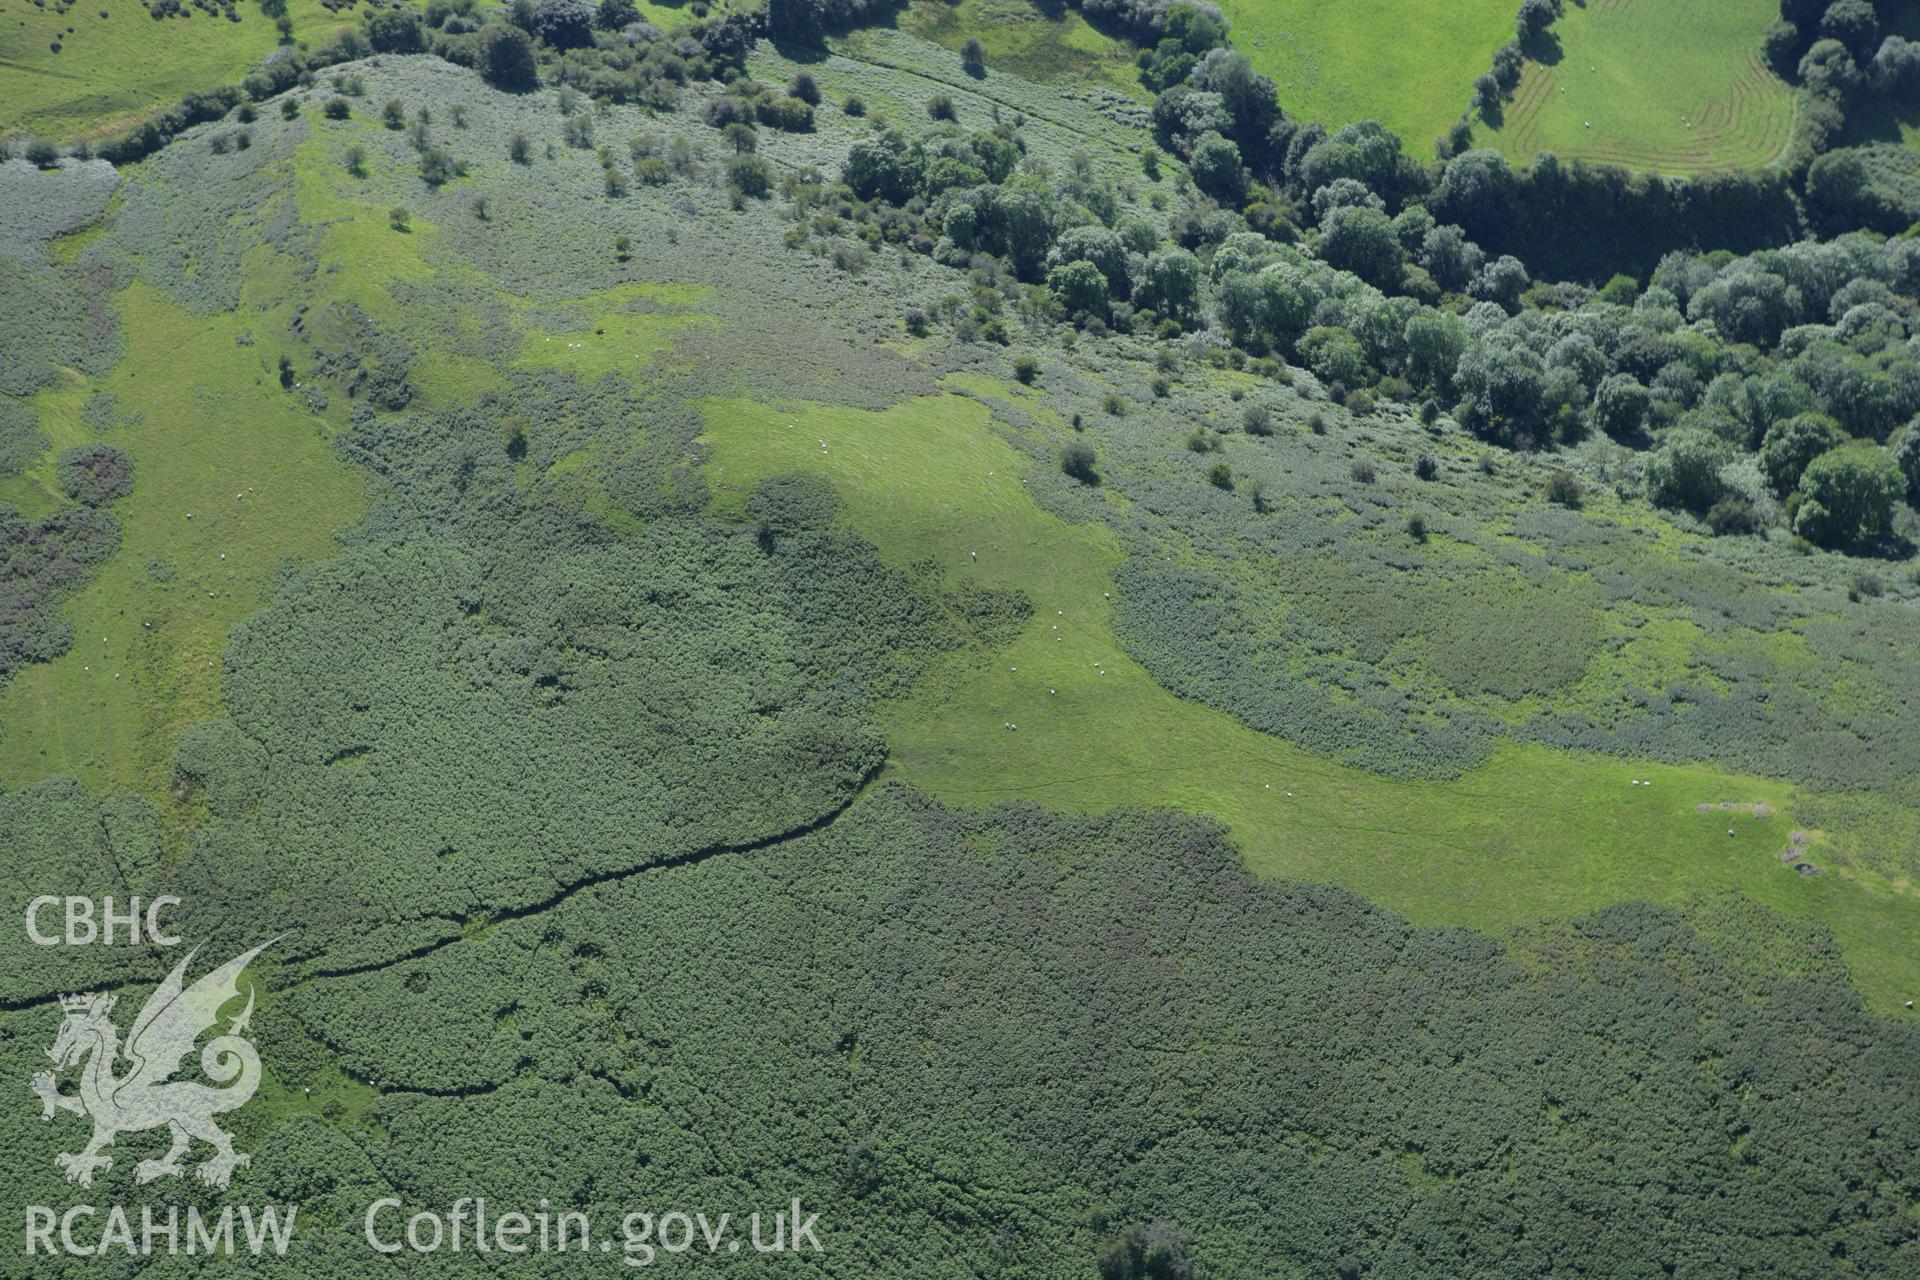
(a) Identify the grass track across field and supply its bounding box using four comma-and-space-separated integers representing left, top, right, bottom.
1481, 0, 1794, 174
1215, 0, 1515, 153
702, 390, 1920, 1012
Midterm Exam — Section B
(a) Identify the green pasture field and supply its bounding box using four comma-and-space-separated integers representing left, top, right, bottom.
1480, 0, 1795, 174
511, 281, 715, 382
702, 389, 1920, 1012
1214, 0, 1516, 154
0, 0, 361, 143
0, 282, 366, 799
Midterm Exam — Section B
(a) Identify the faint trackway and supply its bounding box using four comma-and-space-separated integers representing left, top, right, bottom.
1, 762, 882, 1017
0, 973, 151, 1015
827, 44, 1134, 162
293, 760, 880, 985
278, 764, 879, 1101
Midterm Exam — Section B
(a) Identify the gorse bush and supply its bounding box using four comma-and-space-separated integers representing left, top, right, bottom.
54, 444, 133, 506
1706, 497, 1761, 536
962, 36, 986, 77
727, 154, 773, 200
1063, 440, 1099, 484
0, 505, 121, 685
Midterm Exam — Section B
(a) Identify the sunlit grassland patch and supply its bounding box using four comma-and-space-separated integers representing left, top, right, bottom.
702, 390, 1920, 1011
630, 0, 700, 27
1214, 0, 1515, 152
0, 282, 365, 797
292, 115, 714, 393
292, 117, 451, 309
1563, 613, 1729, 709
515, 282, 715, 381
0, 0, 363, 142
245, 964, 387, 1135
0, 376, 89, 521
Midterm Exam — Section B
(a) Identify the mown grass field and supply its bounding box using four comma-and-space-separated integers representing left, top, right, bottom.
1214, 0, 1515, 153
1481, 0, 1795, 174
703, 390, 1920, 1012
0, 0, 360, 142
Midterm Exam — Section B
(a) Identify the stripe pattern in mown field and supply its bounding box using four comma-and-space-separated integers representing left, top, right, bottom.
1486, 0, 1795, 174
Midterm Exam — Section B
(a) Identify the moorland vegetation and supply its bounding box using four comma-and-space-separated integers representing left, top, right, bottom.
2, 0, 1919, 1275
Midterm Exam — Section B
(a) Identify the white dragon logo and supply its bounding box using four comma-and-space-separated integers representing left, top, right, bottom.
31, 941, 273, 1189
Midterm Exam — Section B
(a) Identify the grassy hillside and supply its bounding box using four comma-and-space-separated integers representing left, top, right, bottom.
1480, 0, 1795, 174
5, 48, 1915, 1010
703, 391, 1920, 1011
2, 28, 1918, 1275
0, 0, 361, 142
1216, 0, 1516, 152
